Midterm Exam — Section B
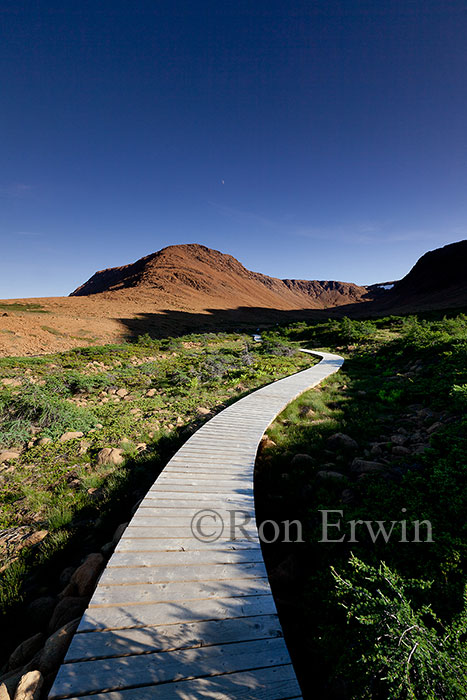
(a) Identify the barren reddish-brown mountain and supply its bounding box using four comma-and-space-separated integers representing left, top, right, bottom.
2, 240, 465, 358
71, 243, 370, 309
0, 243, 374, 357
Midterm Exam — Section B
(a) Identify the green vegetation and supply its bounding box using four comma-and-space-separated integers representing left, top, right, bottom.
257, 313, 467, 699
0, 302, 49, 313
0, 331, 310, 616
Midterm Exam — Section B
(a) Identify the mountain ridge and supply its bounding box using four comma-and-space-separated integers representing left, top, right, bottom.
70, 243, 373, 310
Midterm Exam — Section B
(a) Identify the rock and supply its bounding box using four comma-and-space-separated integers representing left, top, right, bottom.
146, 388, 157, 397
0, 683, 10, 700
0, 451, 21, 463
0, 670, 22, 699
70, 553, 104, 597
196, 407, 210, 415
392, 445, 411, 456
59, 432, 84, 443
39, 619, 80, 676
48, 597, 86, 634
391, 434, 407, 446
26, 597, 56, 630
95, 423, 103, 429
8, 635, 43, 671
100, 541, 114, 556
350, 458, 386, 474
78, 440, 91, 456
427, 421, 443, 434
112, 523, 128, 545
258, 436, 276, 452
13, 671, 42, 700
1, 378, 21, 387
316, 470, 345, 480
341, 488, 355, 504
59, 567, 75, 587
136, 443, 147, 453
326, 433, 358, 451
116, 388, 128, 398
370, 443, 383, 457
96, 448, 124, 466
413, 444, 429, 454
298, 405, 315, 418
37, 437, 51, 446
290, 453, 314, 468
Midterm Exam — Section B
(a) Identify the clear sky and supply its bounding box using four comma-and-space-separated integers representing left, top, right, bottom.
2, 0, 467, 298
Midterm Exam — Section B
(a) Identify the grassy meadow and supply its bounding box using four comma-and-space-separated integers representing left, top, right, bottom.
0, 332, 309, 625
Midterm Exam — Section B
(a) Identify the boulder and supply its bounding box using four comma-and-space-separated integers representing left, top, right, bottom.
326, 433, 358, 451
0, 451, 21, 463
391, 434, 407, 446
0, 683, 10, 700
13, 671, 42, 700
116, 388, 128, 398
196, 406, 210, 415
78, 440, 91, 456
290, 453, 314, 468
427, 421, 443, 435
70, 553, 104, 597
39, 619, 80, 676
258, 436, 276, 452
0, 670, 22, 699
59, 432, 84, 443
26, 597, 56, 630
112, 523, 128, 546
8, 635, 43, 671
96, 448, 124, 466
37, 438, 51, 446
350, 458, 386, 474
48, 597, 86, 634
392, 445, 411, 456
316, 470, 345, 481
146, 388, 157, 397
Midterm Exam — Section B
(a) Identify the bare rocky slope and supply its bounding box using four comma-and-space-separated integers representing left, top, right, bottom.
1, 240, 466, 357
381, 239, 467, 312
70, 243, 371, 309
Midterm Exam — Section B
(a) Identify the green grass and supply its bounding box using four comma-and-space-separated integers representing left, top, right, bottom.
0, 330, 311, 621
256, 313, 467, 699
0, 302, 49, 313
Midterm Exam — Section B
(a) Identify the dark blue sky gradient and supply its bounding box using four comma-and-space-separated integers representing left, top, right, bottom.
2, 1, 467, 297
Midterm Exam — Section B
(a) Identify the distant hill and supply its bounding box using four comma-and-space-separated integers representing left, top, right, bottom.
377, 240, 467, 312
70, 243, 373, 310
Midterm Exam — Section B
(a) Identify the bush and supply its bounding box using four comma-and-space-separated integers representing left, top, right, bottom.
1, 385, 98, 439
332, 555, 467, 699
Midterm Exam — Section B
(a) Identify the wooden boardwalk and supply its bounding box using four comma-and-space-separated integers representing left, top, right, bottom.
49, 350, 344, 700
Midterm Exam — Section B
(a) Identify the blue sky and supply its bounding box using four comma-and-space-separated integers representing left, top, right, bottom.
2, 0, 466, 298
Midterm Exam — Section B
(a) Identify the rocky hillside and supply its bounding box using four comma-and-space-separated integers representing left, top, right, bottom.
71, 243, 372, 310
379, 240, 467, 312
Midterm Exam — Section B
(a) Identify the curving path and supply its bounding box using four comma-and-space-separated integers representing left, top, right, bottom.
49, 350, 344, 700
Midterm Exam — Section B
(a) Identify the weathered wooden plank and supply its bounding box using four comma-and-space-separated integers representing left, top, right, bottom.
65, 614, 283, 662
50, 638, 292, 698
107, 548, 264, 568
89, 579, 271, 607
114, 539, 260, 553
61, 664, 302, 700
99, 561, 267, 586
77, 594, 279, 631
